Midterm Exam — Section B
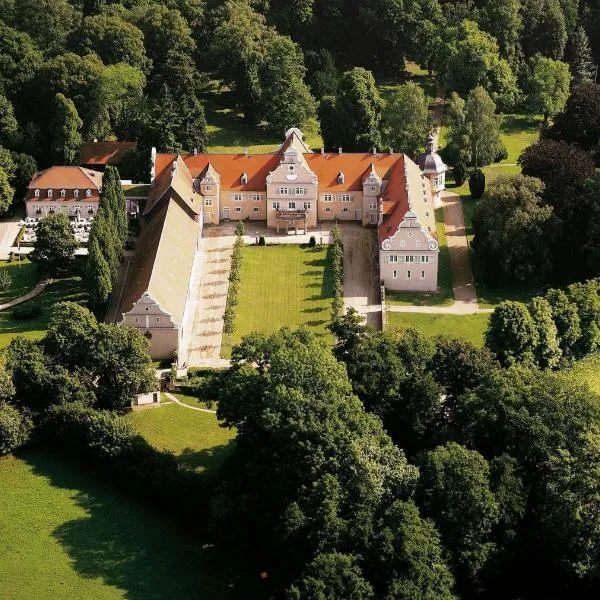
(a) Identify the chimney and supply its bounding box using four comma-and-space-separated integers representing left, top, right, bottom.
389, 147, 393, 154
244, 147, 249, 157
373, 147, 377, 155
338, 147, 342, 154
193, 148, 198, 155
320, 147, 325, 155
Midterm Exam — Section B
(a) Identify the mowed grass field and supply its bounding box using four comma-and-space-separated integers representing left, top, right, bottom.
126, 403, 235, 474
386, 208, 454, 307
0, 452, 231, 600
386, 312, 490, 347
0, 258, 39, 303
221, 244, 334, 357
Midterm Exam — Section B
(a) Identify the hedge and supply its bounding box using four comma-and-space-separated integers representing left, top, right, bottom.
330, 224, 344, 321
223, 231, 244, 334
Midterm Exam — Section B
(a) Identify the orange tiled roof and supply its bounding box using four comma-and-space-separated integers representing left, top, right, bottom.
80, 141, 137, 166
26, 166, 103, 201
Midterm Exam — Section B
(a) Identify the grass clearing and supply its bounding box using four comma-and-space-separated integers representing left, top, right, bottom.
386, 312, 490, 347
221, 244, 334, 358
562, 356, 600, 396
0, 451, 231, 600
379, 62, 437, 106
498, 114, 542, 164
0, 258, 39, 303
127, 403, 235, 474
202, 80, 322, 153
386, 207, 453, 307
0, 276, 88, 349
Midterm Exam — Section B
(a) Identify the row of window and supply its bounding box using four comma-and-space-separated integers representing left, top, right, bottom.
278, 187, 308, 196
322, 194, 353, 202
384, 255, 433, 264
392, 270, 427, 280
230, 193, 263, 202
34, 189, 93, 198
272, 202, 312, 210
32, 205, 95, 214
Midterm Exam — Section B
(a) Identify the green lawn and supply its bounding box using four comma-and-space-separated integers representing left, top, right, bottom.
0, 451, 231, 600
497, 114, 542, 164
562, 356, 600, 396
0, 258, 39, 304
386, 312, 490, 347
386, 207, 453, 307
379, 62, 437, 106
221, 244, 334, 358
127, 403, 235, 474
0, 276, 88, 349
202, 80, 323, 153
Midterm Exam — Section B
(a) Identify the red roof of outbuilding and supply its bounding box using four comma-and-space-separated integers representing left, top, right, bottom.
80, 141, 137, 166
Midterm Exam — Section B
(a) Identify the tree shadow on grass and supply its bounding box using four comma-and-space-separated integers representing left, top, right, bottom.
178, 442, 235, 474
22, 451, 237, 600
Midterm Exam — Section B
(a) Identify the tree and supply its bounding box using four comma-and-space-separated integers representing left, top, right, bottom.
319, 67, 384, 152
287, 553, 374, 600
44, 301, 99, 371
0, 403, 31, 455
305, 49, 339, 100
417, 443, 499, 579
436, 20, 520, 110
50, 94, 83, 166
29, 213, 78, 276
70, 14, 149, 72
546, 82, 600, 153
545, 288, 582, 357
0, 23, 43, 99
565, 280, 600, 357
485, 300, 539, 365
11, 153, 37, 207
14, 0, 81, 56
529, 296, 562, 368
528, 57, 571, 122
444, 88, 504, 167
0, 95, 19, 148
0, 168, 14, 216
479, 0, 522, 67
521, 0, 568, 60
468, 169, 485, 198
93, 324, 156, 411
382, 82, 430, 158
472, 175, 558, 284
453, 162, 466, 186
85, 236, 112, 309
259, 35, 316, 133
566, 26, 596, 87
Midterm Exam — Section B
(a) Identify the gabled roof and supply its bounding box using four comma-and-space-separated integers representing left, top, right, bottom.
28, 166, 103, 190
80, 141, 137, 166
120, 197, 199, 325
144, 156, 201, 216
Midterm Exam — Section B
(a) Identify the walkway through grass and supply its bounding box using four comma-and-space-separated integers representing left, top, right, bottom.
221, 244, 334, 358
0, 451, 231, 600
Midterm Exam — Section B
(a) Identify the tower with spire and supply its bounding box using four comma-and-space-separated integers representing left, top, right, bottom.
416, 132, 448, 208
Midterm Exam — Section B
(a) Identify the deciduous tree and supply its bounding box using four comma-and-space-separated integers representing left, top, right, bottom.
29, 212, 78, 276
528, 56, 571, 122
50, 93, 83, 166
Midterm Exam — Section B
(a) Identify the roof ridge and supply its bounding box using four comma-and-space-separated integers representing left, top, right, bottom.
78, 166, 102, 188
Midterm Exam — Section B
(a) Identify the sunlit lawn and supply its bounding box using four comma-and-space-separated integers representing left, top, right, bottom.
386, 207, 453, 307
0, 258, 39, 303
0, 276, 88, 349
221, 244, 334, 358
379, 62, 437, 106
127, 403, 235, 475
387, 312, 490, 347
0, 451, 231, 600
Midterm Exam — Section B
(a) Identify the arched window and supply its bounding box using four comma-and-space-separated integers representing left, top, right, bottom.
34, 189, 40, 197
86, 189, 91, 198
74, 189, 79, 198
47, 189, 53, 197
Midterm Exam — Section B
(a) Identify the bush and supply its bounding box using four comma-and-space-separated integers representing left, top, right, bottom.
0, 268, 12, 293
469, 169, 486, 199
12, 302, 42, 320
39, 402, 213, 530
453, 162, 467, 186
495, 145, 508, 162
258, 236, 266, 246
309, 236, 316, 247
330, 224, 344, 321
0, 403, 32, 455
235, 220, 246, 236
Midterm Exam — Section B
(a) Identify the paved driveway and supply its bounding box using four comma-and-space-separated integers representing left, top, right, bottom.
340, 223, 382, 329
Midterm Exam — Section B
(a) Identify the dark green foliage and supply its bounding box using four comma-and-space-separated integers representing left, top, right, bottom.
0, 402, 32, 455
258, 235, 266, 246
305, 49, 339, 100
50, 93, 82, 166
308, 236, 316, 247
330, 224, 344, 320
566, 26, 595, 87
12, 302, 41, 320
529, 296, 562, 369
468, 169, 486, 198
319, 68, 383, 152
223, 230, 244, 334
471, 175, 558, 284
521, 0, 568, 59
453, 162, 466, 186
29, 213, 78, 276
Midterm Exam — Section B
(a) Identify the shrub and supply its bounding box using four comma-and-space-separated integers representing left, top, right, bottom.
258, 236, 266, 246
469, 169, 486, 199
0, 268, 12, 293
309, 236, 316, 247
12, 302, 42, 320
330, 224, 344, 321
235, 220, 246, 236
0, 403, 32, 455
453, 162, 467, 186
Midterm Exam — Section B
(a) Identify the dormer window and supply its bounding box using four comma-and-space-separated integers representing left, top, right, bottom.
86, 189, 91, 198
337, 172, 345, 184
74, 189, 79, 198
60, 189, 66, 197
47, 189, 53, 198
241, 172, 248, 184
34, 189, 40, 197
